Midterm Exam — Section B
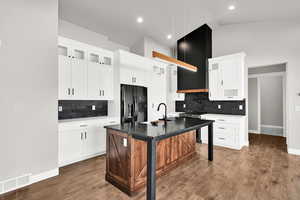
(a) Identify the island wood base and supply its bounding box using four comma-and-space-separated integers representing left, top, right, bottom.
105, 129, 196, 196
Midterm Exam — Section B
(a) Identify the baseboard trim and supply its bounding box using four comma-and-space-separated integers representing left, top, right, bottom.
249, 130, 260, 134
30, 168, 59, 184
261, 125, 283, 129
59, 151, 105, 167
288, 148, 300, 156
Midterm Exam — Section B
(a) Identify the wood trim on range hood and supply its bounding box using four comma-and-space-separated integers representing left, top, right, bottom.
152, 51, 198, 72
177, 89, 209, 93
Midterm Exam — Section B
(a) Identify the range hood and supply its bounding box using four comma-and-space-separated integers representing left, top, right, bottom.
152, 51, 197, 72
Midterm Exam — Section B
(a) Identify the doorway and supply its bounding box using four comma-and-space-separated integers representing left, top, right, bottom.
248, 64, 287, 137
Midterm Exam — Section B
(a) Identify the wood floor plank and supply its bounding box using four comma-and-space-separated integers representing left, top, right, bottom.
1, 134, 299, 200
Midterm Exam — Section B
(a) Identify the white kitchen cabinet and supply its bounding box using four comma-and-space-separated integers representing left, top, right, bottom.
170, 68, 185, 101
120, 67, 146, 87
58, 55, 72, 99
83, 126, 102, 157
58, 43, 87, 100
201, 114, 247, 150
208, 53, 246, 101
58, 37, 114, 100
58, 118, 119, 167
87, 49, 114, 100
117, 50, 149, 87
59, 127, 86, 166
148, 61, 167, 121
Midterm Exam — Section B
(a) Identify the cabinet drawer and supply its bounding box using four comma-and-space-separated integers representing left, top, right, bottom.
214, 124, 236, 147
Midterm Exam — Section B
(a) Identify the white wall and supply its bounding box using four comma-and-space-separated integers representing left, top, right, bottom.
248, 78, 259, 131
0, 0, 58, 181
59, 20, 129, 51
261, 76, 283, 127
213, 21, 300, 149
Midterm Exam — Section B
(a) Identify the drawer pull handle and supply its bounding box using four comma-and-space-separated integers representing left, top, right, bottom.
218, 137, 225, 140
80, 124, 88, 127
217, 119, 225, 121
218, 127, 226, 129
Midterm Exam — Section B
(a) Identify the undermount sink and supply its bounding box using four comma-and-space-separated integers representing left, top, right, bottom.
139, 118, 176, 126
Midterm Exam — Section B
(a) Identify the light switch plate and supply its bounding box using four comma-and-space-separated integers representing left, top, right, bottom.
92, 105, 96, 110
239, 105, 243, 110
296, 105, 300, 112
183, 104, 186, 108
58, 106, 63, 112
218, 105, 222, 109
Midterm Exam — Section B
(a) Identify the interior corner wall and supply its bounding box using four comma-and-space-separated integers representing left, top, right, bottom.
213, 21, 300, 150
0, 0, 58, 181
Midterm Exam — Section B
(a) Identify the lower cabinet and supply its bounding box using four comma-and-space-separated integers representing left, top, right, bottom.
58, 119, 119, 167
59, 128, 85, 166
201, 114, 246, 150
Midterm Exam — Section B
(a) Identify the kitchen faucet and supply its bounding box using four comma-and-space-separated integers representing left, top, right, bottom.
157, 103, 167, 122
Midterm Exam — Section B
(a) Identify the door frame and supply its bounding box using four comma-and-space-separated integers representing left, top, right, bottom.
248, 71, 287, 137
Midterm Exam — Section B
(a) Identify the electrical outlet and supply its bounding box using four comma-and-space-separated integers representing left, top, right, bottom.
58, 106, 63, 112
92, 105, 96, 110
218, 105, 222, 109
123, 138, 127, 147
239, 105, 243, 110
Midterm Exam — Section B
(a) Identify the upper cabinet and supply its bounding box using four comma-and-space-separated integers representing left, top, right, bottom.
117, 50, 149, 87
58, 43, 87, 100
177, 24, 212, 93
170, 68, 185, 101
208, 53, 246, 101
148, 61, 168, 121
87, 49, 113, 100
58, 37, 114, 100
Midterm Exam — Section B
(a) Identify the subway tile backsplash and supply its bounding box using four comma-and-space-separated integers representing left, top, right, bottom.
176, 93, 246, 115
58, 100, 108, 120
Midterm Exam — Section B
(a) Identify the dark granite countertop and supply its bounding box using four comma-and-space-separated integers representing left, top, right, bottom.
104, 117, 214, 141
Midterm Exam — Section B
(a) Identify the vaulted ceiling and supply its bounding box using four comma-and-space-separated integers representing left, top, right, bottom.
59, 0, 300, 47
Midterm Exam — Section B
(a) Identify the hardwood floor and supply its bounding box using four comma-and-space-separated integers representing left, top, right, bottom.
1, 134, 300, 200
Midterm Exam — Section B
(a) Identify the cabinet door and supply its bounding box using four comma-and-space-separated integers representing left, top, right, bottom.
71, 58, 87, 99
200, 126, 209, 143
83, 126, 104, 157
208, 62, 222, 100
101, 66, 113, 100
120, 67, 133, 85
87, 62, 101, 99
59, 128, 84, 166
220, 58, 242, 100
148, 65, 167, 121
58, 55, 72, 99
133, 70, 146, 87
170, 68, 184, 101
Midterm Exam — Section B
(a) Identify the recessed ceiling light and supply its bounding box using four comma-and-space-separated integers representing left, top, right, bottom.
228, 5, 236, 10
167, 34, 172, 40
137, 17, 143, 23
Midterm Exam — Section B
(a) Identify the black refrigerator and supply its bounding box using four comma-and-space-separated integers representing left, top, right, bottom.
121, 84, 147, 124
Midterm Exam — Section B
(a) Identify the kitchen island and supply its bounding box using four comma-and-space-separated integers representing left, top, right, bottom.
105, 117, 214, 200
